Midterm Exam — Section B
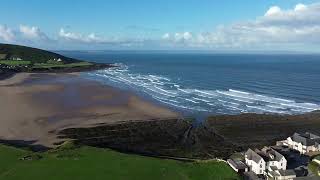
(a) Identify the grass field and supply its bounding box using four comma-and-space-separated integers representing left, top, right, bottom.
0, 143, 241, 180
33, 61, 92, 69
0, 60, 93, 69
0, 60, 31, 66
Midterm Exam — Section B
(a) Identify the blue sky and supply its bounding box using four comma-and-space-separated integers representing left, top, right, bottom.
0, 0, 320, 51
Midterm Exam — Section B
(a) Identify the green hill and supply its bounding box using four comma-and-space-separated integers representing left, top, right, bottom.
0, 143, 240, 180
0, 43, 79, 64
0, 44, 110, 73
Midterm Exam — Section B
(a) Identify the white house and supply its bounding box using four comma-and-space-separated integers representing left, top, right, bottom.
260, 147, 287, 171
279, 132, 320, 154
245, 148, 287, 176
245, 149, 266, 175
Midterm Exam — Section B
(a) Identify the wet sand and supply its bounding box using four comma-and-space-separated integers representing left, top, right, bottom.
0, 73, 179, 147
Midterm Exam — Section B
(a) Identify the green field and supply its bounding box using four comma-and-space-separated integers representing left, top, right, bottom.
33, 61, 93, 69
0, 60, 93, 69
0, 143, 240, 180
0, 60, 31, 66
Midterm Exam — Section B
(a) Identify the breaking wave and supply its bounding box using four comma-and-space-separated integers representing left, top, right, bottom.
86, 63, 320, 115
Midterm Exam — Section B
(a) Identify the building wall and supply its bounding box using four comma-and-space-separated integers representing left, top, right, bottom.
266, 158, 287, 174
287, 137, 319, 154
246, 159, 265, 175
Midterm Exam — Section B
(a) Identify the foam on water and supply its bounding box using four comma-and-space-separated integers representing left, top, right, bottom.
87, 64, 320, 115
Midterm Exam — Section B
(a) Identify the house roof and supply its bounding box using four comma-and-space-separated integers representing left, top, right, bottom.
259, 147, 285, 162
291, 132, 319, 146
270, 166, 278, 171
227, 159, 248, 170
305, 132, 320, 139
269, 171, 279, 177
245, 148, 263, 163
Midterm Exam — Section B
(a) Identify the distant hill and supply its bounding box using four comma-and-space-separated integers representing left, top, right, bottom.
0, 44, 81, 63
0, 44, 111, 76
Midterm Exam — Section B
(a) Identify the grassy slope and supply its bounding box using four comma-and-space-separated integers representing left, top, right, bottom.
0, 44, 79, 64
0, 144, 240, 180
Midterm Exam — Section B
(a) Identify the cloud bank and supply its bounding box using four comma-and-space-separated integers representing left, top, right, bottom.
162, 3, 320, 50
59, 28, 104, 43
19, 25, 50, 41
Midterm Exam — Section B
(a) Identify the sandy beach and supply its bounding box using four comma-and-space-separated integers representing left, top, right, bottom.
0, 73, 179, 147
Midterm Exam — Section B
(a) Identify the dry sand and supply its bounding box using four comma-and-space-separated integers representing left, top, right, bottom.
0, 73, 179, 147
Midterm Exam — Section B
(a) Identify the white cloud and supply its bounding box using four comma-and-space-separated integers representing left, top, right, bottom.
162, 33, 170, 40
59, 28, 108, 43
0, 25, 15, 42
295, 3, 308, 11
265, 6, 282, 16
162, 32, 193, 43
58, 28, 147, 48
163, 3, 320, 50
175, 32, 192, 41
19, 25, 49, 41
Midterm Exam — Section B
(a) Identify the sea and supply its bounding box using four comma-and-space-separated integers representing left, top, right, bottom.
60, 51, 320, 118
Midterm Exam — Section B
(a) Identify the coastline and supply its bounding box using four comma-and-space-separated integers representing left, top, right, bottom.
1, 72, 320, 159
0, 72, 179, 148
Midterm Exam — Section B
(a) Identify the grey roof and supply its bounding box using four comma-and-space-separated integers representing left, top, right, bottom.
245, 148, 263, 163
227, 159, 248, 170
269, 171, 279, 177
278, 169, 296, 176
270, 166, 278, 171
291, 132, 320, 146
305, 132, 320, 139
259, 147, 285, 162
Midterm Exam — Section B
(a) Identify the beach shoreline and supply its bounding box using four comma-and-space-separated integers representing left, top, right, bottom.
1, 73, 320, 159
0, 72, 179, 148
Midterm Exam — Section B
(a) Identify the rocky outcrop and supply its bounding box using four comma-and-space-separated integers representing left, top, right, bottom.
58, 111, 320, 159
206, 111, 320, 150
58, 118, 238, 159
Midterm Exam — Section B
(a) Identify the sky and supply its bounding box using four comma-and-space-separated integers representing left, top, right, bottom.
0, 0, 320, 52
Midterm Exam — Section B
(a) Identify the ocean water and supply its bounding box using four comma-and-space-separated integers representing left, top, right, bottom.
60, 51, 320, 116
